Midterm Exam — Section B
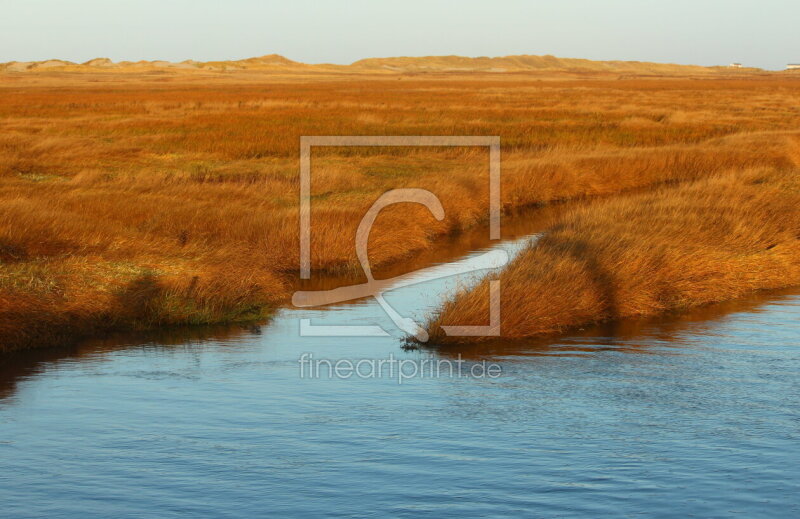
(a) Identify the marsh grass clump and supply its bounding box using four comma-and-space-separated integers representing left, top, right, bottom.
425, 167, 800, 343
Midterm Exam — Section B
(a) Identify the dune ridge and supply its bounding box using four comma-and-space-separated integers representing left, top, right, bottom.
0, 53, 768, 75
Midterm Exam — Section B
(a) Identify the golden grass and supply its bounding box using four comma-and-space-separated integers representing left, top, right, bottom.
2, 72, 800, 351
426, 166, 800, 343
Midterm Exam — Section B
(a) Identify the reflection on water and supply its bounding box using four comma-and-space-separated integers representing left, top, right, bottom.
431, 285, 800, 360
0, 323, 260, 402
2, 203, 800, 518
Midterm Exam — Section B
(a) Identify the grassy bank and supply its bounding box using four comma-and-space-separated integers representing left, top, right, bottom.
426, 166, 800, 343
2, 73, 800, 351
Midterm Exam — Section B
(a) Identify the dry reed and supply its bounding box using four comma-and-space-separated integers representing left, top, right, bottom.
426, 165, 800, 343
2, 72, 800, 350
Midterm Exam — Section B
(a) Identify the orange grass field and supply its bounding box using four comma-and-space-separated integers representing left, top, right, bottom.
426, 164, 800, 343
1, 71, 800, 350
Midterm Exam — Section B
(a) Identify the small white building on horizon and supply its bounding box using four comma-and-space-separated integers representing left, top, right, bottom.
788, 64, 800, 70
729, 62, 742, 68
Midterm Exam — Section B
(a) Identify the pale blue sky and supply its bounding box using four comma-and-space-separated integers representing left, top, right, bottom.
2, 0, 798, 70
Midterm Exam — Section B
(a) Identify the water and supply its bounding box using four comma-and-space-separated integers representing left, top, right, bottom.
2, 210, 800, 518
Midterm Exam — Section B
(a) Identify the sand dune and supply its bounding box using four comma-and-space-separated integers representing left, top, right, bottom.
0, 53, 767, 75
352, 54, 725, 74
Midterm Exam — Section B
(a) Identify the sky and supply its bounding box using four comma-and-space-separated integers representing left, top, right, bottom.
2, 0, 798, 70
